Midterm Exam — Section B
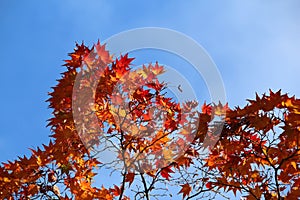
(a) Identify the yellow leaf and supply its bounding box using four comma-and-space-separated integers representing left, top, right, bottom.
130, 125, 140, 136
37, 156, 42, 165
110, 106, 127, 118
291, 161, 297, 169
163, 149, 175, 162
251, 172, 259, 179
282, 99, 293, 107
292, 186, 298, 190
262, 148, 267, 155
3, 177, 10, 183
271, 192, 277, 197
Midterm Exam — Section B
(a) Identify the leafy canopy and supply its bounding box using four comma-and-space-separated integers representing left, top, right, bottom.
0, 41, 299, 200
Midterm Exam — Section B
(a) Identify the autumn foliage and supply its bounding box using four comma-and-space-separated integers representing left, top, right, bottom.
0, 41, 299, 199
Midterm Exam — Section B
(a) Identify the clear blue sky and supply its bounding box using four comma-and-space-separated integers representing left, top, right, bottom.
0, 0, 300, 198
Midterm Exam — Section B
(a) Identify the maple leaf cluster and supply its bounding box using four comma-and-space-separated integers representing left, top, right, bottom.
0, 41, 299, 200
204, 90, 300, 199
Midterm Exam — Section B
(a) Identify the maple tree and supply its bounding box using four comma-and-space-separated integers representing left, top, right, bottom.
0, 41, 299, 200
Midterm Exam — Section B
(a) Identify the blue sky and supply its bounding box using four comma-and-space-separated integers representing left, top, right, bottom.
0, 0, 300, 198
